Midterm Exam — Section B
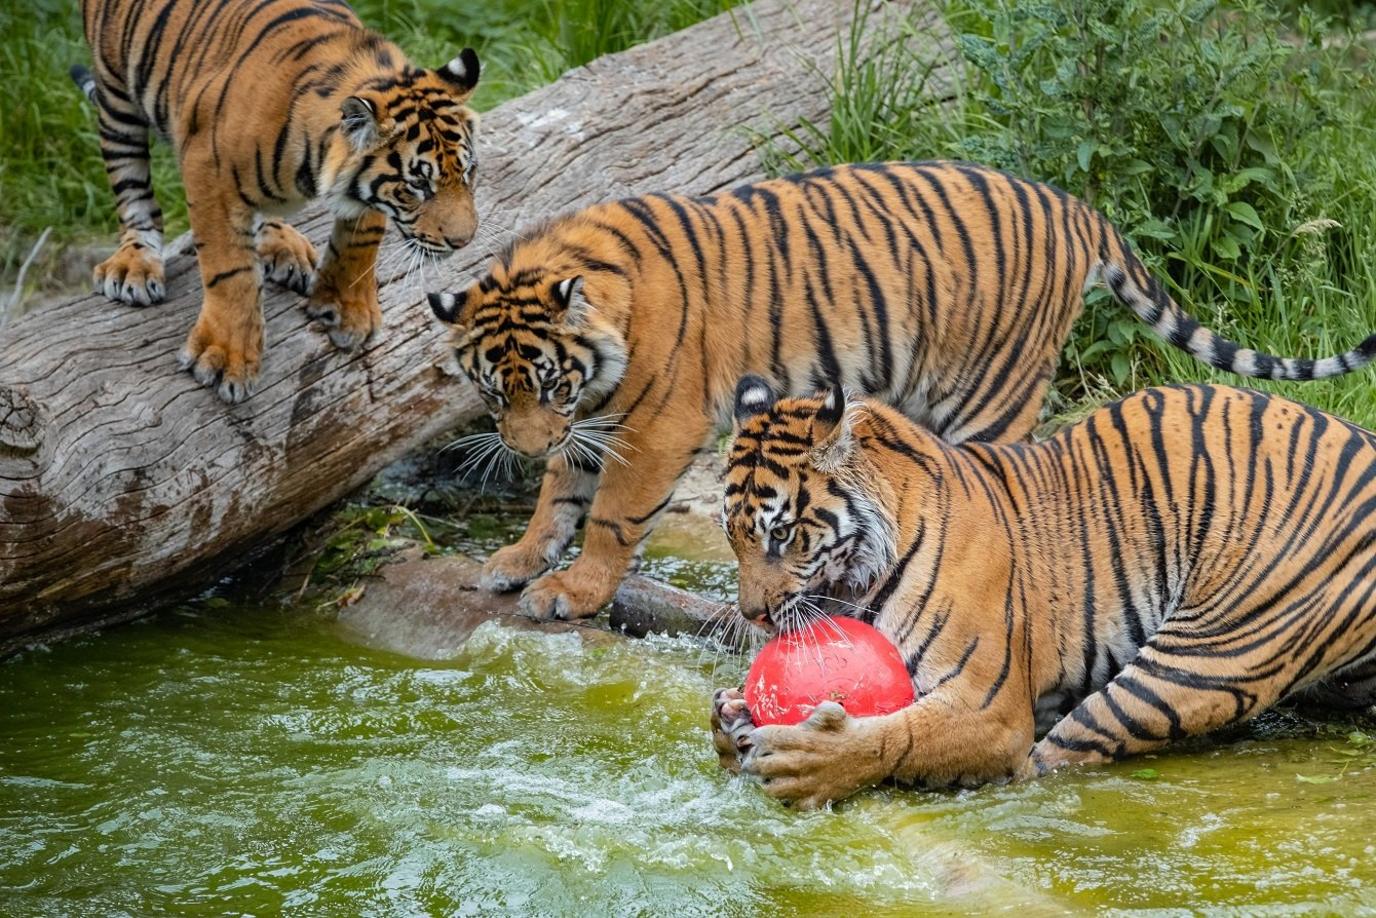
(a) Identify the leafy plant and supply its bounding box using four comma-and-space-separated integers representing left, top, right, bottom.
774, 0, 1376, 425
304, 504, 440, 607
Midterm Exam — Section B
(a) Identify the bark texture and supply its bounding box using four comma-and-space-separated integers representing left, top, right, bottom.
0, 0, 944, 648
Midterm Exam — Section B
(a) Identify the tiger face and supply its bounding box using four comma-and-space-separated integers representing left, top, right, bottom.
428, 274, 629, 457
724, 376, 897, 632
324, 50, 481, 253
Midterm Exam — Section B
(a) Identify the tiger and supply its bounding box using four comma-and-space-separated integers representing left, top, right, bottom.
709, 377, 1376, 808
426, 161, 1376, 621
74, 0, 481, 402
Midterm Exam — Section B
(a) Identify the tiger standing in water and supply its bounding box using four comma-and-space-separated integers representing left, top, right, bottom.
711, 378, 1376, 808
427, 161, 1376, 620
75, 0, 482, 402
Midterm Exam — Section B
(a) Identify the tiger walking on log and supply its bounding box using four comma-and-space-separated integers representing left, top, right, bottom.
74, 0, 482, 402
710, 378, 1376, 808
427, 162, 1376, 621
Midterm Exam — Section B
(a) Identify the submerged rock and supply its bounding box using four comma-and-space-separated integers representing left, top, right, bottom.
336, 549, 733, 660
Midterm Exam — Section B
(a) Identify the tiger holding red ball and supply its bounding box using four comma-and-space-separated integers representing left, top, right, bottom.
711, 376, 1376, 808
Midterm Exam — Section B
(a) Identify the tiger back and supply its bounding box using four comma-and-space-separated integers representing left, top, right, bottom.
711, 378, 1376, 807
427, 161, 1376, 622
76, 0, 481, 402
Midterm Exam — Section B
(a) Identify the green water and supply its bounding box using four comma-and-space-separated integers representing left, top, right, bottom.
4, 552, 1376, 913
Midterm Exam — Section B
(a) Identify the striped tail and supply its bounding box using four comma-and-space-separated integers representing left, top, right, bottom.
1102, 247, 1376, 382
69, 64, 98, 103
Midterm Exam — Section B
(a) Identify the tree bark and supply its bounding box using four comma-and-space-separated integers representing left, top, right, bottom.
0, 0, 946, 649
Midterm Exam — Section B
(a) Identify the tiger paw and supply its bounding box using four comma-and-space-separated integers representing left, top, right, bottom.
256, 220, 317, 296
93, 238, 165, 306
741, 702, 884, 809
518, 567, 612, 621
178, 303, 264, 404
711, 687, 756, 773
480, 542, 555, 593
305, 284, 381, 350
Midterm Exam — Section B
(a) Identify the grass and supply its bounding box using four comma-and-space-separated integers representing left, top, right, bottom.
768, 0, 1376, 428
0, 0, 737, 299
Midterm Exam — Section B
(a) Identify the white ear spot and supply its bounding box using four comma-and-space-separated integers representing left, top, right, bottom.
444, 57, 468, 81
556, 278, 578, 302
428, 291, 463, 324
738, 386, 771, 410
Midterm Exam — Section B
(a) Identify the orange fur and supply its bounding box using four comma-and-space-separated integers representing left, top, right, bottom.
430, 162, 1376, 620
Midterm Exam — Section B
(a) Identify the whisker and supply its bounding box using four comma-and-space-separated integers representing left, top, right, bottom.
443, 430, 501, 453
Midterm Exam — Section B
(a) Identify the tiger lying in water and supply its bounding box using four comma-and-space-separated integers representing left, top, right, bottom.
711, 377, 1376, 808
428, 161, 1376, 621
75, 0, 481, 402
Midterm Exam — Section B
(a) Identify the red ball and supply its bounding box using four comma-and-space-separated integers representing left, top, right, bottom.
743, 616, 915, 726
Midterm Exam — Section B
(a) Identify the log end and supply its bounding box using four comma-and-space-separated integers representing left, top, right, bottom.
0, 385, 44, 455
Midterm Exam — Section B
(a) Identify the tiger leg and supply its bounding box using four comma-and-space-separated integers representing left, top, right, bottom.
90, 82, 165, 306
255, 218, 318, 296
177, 168, 263, 403
481, 453, 600, 592
1020, 649, 1286, 779
519, 417, 710, 620
307, 211, 387, 349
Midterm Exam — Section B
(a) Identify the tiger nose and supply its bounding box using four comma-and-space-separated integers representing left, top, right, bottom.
740, 603, 775, 629
512, 431, 564, 459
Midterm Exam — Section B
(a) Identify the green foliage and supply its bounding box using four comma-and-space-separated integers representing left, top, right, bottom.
772, 0, 1376, 426
0, 0, 188, 276
313, 504, 438, 582
1295, 726, 1376, 783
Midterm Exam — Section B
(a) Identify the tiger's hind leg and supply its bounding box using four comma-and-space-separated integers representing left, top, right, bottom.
1019, 646, 1287, 779
255, 219, 318, 296
307, 211, 387, 349
88, 79, 165, 306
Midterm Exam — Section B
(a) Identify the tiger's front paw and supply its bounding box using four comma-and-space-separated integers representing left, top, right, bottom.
306, 282, 381, 350
480, 541, 555, 593
518, 567, 614, 621
178, 303, 264, 404
256, 220, 317, 296
711, 687, 755, 773
94, 239, 165, 306
741, 702, 887, 809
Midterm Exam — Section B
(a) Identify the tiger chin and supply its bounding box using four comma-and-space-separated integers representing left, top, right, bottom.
74, 0, 482, 403
426, 162, 1376, 623
710, 376, 1376, 809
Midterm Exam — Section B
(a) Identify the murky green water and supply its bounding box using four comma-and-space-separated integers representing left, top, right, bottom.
4, 536, 1376, 914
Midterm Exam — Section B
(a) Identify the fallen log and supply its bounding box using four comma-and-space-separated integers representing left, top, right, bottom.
0, 0, 948, 650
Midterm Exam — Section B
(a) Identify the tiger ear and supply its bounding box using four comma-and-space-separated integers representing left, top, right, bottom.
810, 383, 853, 470
551, 276, 593, 324
341, 96, 380, 149
438, 48, 481, 96
428, 288, 475, 327
733, 375, 776, 426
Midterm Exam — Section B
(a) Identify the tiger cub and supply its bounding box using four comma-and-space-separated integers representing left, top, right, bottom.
711, 378, 1376, 807
75, 0, 481, 402
427, 162, 1376, 621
